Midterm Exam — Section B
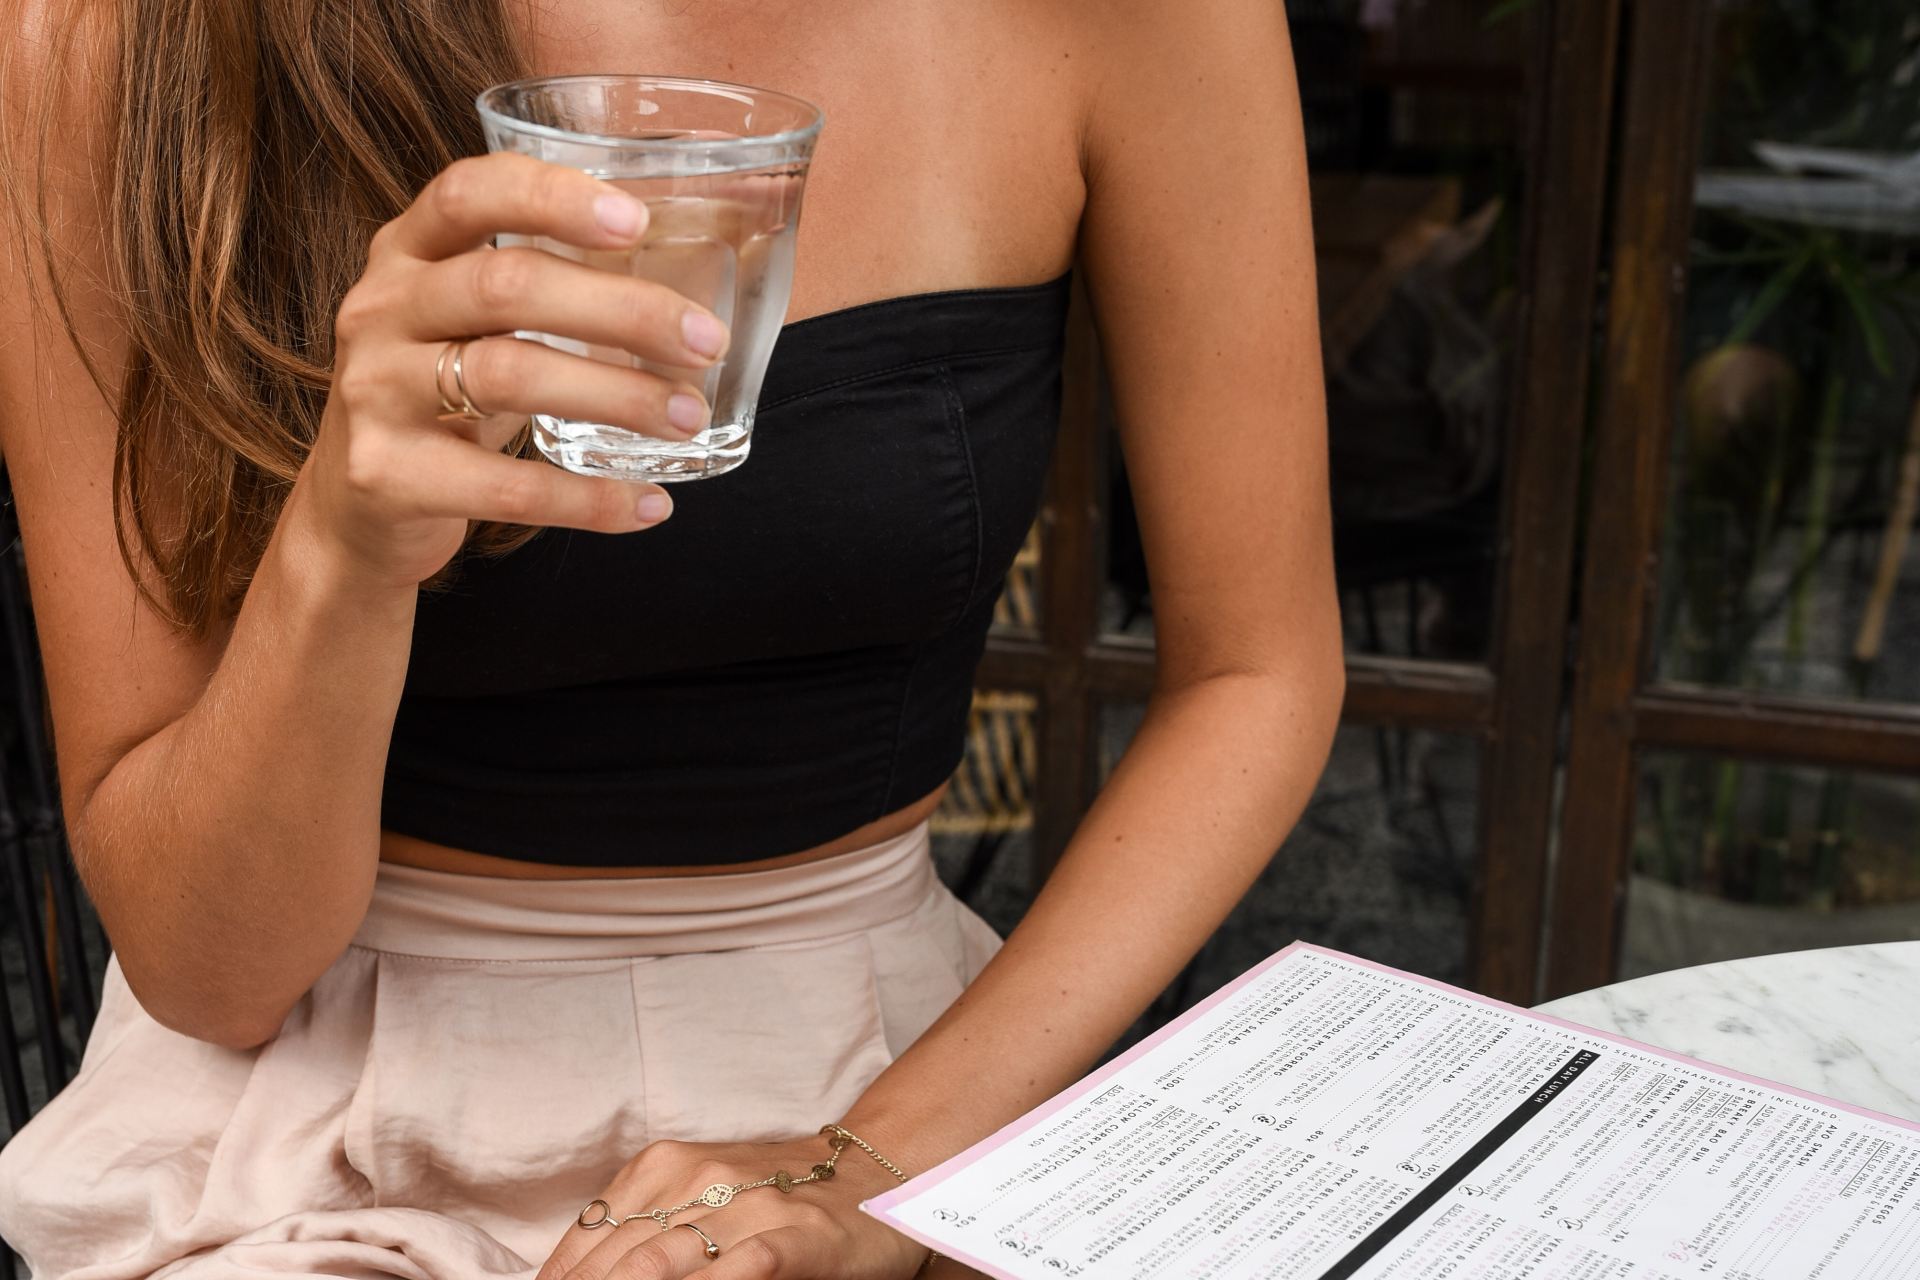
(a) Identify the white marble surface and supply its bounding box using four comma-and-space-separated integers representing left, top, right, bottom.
1535, 941, 1920, 1123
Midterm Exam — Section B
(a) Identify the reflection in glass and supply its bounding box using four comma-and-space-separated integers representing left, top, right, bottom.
1655, 2, 1920, 703
1625, 752, 1920, 981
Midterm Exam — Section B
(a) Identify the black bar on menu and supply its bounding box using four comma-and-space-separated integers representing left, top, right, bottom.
1316, 1049, 1601, 1280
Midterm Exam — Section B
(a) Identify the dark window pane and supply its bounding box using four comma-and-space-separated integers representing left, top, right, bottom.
1624, 751, 1920, 980
1653, 2, 1920, 703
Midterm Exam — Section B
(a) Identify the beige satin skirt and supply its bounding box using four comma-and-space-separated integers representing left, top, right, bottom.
0, 819, 1002, 1280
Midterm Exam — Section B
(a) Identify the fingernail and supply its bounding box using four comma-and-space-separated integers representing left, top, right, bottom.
666, 393, 707, 433
636, 492, 672, 522
594, 193, 646, 237
681, 309, 728, 359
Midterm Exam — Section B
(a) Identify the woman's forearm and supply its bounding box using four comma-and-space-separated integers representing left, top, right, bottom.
840, 661, 1344, 1178
75, 483, 418, 1050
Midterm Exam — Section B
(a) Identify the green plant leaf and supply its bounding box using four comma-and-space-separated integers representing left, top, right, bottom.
1828, 256, 1894, 376
1886, 291, 1920, 351
1692, 246, 1796, 268
1711, 208, 1808, 252
1724, 248, 1812, 348
1481, 0, 1539, 26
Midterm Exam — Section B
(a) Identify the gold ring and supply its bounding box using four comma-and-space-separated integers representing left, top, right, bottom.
434, 338, 487, 423
673, 1221, 722, 1259
577, 1198, 648, 1230
452, 338, 488, 417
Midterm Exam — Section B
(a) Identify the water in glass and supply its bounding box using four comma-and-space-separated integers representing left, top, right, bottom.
502, 165, 803, 482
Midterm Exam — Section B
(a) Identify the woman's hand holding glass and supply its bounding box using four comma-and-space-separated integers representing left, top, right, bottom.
291, 150, 733, 592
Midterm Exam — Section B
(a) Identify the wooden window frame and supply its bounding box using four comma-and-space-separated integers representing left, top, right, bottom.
1544, 0, 1920, 997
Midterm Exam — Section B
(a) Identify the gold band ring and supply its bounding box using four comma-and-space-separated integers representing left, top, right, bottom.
577, 1198, 639, 1230
673, 1221, 722, 1259
434, 338, 488, 423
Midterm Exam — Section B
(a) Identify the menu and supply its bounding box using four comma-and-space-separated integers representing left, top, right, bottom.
862, 943, 1920, 1279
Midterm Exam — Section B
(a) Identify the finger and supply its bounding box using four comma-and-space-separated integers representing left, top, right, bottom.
408, 246, 732, 367
547, 1218, 661, 1280
602, 1221, 727, 1280
537, 1213, 642, 1280
405, 336, 711, 445
380, 152, 650, 262
384, 429, 676, 532
686, 1225, 819, 1279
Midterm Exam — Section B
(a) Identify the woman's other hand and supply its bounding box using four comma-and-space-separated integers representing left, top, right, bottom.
290, 151, 734, 593
536, 1135, 951, 1280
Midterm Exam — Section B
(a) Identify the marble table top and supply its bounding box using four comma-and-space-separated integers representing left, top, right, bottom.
1535, 941, 1920, 1124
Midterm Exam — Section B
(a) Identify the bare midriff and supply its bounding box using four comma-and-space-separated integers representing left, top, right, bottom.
376, 780, 951, 878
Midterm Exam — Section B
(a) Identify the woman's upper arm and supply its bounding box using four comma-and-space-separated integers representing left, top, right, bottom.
1075, 0, 1340, 693
1, 3, 222, 834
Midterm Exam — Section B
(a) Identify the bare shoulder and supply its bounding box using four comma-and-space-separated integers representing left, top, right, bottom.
1065, 0, 1313, 366
3, 0, 87, 76
1064, 0, 1312, 349
1064, 0, 1302, 167
0, 0, 120, 341
1060, 0, 1311, 285
0, 0, 219, 827
0, 0, 124, 508
1, 0, 117, 146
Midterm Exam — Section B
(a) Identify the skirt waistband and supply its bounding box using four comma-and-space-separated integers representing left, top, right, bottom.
348, 819, 939, 961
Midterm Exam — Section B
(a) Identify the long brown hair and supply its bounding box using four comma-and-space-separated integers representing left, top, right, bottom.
2, 0, 540, 637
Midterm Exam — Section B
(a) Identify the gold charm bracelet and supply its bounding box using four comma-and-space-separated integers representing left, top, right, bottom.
579, 1122, 944, 1275
819, 1123, 944, 1276
578, 1141, 850, 1232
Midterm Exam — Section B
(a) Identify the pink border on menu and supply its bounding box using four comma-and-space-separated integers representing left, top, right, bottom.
860, 941, 1920, 1278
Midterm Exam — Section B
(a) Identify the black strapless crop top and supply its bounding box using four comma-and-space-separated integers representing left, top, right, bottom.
380, 271, 1072, 866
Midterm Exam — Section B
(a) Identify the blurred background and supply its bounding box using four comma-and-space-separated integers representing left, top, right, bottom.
1, 0, 1916, 1199
938, 0, 1920, 1039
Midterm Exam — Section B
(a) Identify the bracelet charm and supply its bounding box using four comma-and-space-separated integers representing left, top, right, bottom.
575, 1119, 945, 1276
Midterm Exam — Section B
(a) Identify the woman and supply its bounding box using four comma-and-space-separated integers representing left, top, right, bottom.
0, 0, 1342, 1276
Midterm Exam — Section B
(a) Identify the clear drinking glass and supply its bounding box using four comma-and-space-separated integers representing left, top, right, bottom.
477, 74, 824, 482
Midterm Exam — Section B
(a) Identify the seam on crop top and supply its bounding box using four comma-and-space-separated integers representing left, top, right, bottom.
756, 342, 1058, 415
937, 364, 987, 620
877, 641, 929, 823
877, 364, 972, 818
